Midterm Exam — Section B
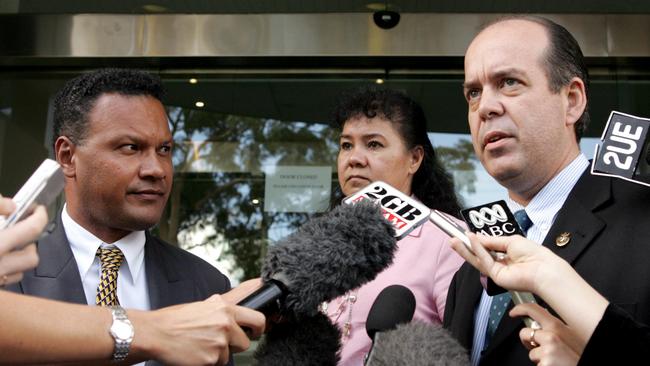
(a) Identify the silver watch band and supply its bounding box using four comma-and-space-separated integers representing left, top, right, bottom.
109, 305, 133, 362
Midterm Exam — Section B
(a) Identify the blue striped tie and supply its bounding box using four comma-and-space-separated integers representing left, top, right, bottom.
484, 209, 533, 345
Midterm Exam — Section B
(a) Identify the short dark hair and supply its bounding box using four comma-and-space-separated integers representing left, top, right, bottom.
333, 86, 462, 216
481, 15, 590, 140
53, 68, 165, 148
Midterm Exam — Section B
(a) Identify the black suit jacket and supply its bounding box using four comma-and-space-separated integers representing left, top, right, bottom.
7, 214, 231, 365
443, 168, 650, 366
578, 303, 650, 365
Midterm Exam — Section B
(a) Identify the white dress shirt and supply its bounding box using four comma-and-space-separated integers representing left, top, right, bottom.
62, 204, 150, 310
470, 154, 589, 365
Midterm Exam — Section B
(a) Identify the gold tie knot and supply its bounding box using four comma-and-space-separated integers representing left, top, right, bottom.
95, 246, 125, 307
97, 247, 124, 272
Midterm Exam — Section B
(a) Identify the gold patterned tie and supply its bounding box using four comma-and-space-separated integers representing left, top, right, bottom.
95, 247, 125, 306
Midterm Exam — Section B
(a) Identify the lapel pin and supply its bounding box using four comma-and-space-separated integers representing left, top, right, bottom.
556, 232, 571, 247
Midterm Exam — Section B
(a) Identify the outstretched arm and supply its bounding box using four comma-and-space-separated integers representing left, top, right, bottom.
0, 283, 265, 365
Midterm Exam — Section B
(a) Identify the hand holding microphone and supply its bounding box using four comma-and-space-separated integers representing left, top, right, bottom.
238, 200, 397, 317
451, 234, 608, 347
250, 201, 396, 365
511, 303, 581, 366
451, 233, 570, 308
240, 199, 396, 365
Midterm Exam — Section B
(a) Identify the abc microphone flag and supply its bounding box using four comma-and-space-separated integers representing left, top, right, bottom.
592, 110, 650, 187
461, 200, 541, 330
461, 201, 524, 237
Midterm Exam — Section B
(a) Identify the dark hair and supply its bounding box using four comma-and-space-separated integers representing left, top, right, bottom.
480, 15, 590, 140
333, 86, 462, 216
53, 68, 165, 148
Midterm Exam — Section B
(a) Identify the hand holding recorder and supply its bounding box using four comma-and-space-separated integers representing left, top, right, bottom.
450, 233, 558, 299
452, 233, 611, 362
0, 197, 47, 286
0, 159, 64, 230
0, 159, 63, 286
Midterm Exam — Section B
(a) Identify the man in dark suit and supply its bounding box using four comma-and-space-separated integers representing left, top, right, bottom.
8, 69, 231, 364
444, 15, 650, 365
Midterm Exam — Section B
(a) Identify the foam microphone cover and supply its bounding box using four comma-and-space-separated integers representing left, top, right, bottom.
254, 312, 341, 366
367, 322, 470, 366
261, 200, 397, 316
366, 284, 416, 339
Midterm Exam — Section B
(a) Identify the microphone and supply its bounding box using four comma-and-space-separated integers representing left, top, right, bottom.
253, 312, 341, 366
365, 322, 470, 366
460, 200, 541, 330
591, 110, 650, 187
238, 200, 397, 317
366, 285, 416, 340
364, 285, 416, 365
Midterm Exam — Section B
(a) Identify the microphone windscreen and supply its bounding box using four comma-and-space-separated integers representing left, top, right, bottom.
254, 312, 341, 366
367, 322, 470, 366
366, 284, 416, 339
262, 200, 396, 316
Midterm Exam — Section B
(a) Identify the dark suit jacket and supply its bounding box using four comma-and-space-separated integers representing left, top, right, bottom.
578, 303, 650, 365
443, 168, 650, 366
7, 214, 231, 365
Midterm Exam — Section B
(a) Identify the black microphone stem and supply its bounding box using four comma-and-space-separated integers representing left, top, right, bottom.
237, 279, 286, 315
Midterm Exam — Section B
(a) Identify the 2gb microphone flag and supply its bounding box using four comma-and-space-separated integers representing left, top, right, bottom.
343, 181, 429, 240
592, 111, 650, 187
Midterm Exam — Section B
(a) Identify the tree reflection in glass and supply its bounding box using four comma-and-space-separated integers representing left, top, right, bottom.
155, 106, 340, 282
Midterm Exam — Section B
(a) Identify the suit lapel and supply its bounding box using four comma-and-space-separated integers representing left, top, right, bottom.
460, 270, 485, 348
485, 169, 611, 356
542, 171, 610, 264
22, 215, 87, 304
446, 264, 484, 349
144, 233, 195, 309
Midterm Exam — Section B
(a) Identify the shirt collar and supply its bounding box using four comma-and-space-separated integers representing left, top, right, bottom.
406, 221, 424, 238
508, 153, 589, 230
62, 204, 147, 284
405, 194, 427, 238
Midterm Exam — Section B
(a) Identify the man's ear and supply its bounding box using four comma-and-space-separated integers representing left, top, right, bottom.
408, 145, 425, 175
55, 136, 76, 178
565, 77, 587, 128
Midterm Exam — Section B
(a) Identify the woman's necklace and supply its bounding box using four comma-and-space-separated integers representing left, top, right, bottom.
321, 291, 358, 339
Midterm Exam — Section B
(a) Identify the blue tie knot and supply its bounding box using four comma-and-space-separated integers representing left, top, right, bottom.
513, 210, 533, 234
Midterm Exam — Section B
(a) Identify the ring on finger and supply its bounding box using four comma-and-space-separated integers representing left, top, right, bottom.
529, 328, 539, 348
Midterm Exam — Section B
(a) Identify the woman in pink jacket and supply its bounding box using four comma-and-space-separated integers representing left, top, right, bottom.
324, 87, 466, 365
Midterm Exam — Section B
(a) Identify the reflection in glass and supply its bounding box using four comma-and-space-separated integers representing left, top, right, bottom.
156, 106, 339, 283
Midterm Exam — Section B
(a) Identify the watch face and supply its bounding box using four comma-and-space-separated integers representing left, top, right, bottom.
113, 321, 133, 339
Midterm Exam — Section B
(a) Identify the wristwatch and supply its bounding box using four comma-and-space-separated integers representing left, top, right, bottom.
108, 305, 134, 362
